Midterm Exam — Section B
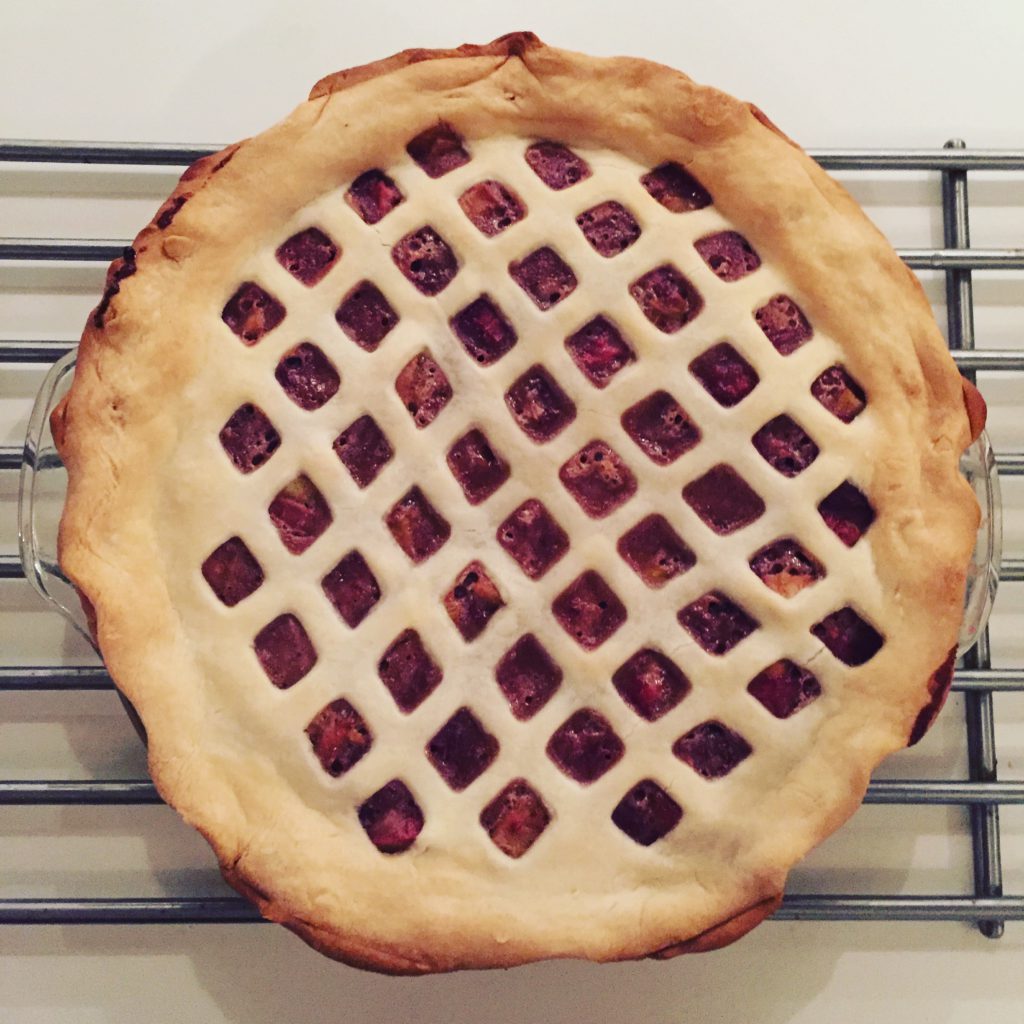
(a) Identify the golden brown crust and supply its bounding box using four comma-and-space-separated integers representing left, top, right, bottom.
53, 35, 982, 972
648, 892, 784, 958
308, 31, 544, 100
962, 376, 988, 443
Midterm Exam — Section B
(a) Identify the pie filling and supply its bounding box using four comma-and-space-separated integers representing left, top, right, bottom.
565, 316, 635, 388
198, 129, 888, 859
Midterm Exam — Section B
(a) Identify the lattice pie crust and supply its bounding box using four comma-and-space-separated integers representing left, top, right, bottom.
53, 34, 985, 972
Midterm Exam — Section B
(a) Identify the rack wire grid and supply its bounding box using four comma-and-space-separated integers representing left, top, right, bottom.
0, 138, 1022, 935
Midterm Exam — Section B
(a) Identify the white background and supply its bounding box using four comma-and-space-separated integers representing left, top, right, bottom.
1, 2, 1022, 1022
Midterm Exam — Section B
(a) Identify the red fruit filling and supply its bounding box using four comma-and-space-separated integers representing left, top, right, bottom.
480, 779, 551, 858
93, 246, 136, 329
333, 414, 393, 489
275, 342, 340, 411
458, 180, 526, 236
747, 659, 821, 719
497, 499, 570, 580
427, 708, 499, 791
253, 613, 317, 689
694, 231, 761, 282
751, 414, 819, 477
221, 282, 285, 344
576, 200, 641, 257
559, 440, 638, 519
552, 570, 628, 651
444, 561, 505, 642
629, 264, 704, 333
621, 390, 701, 466
446, 428, 510, 505
345, 169, 404, 225
908, 647, 957, 746
678, 591, 759, 655
335, 281, 399, 351
392, 225, 458, 296
494, 634, 563, 720
450, 295, 518, 365
377, 628, 443, 712
673, 721, 752, 779
406, 121, 470, 178
612, 648, 690, 721
275, 227, 339, 286
640, 162, 712, 212
812, 364, 867, 422
394, 350, 453, 428
155, 194, 187, 229
818, 481, 875, 546
306, 698, 372, 777
509, 246, 577, 310
321, 550, 381, 628
524, 140, 591, 190
755, 294, 813, 355
268, 475, 332, 554
547, 708, 624, 784
358, 779, 423, 854
682, 464, 765, 535
504, 364, 576, 442
385, 486, 451, 564
201, 537, 264, 607
218, 404, 280, 474
812, 607, 885, 666
689, 342, 759, 407
617, 514, 696, 588
564, 316, 635, 389
612, 779, 683, 846
749, 538, 825, 597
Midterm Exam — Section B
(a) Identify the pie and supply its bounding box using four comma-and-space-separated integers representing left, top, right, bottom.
52, 33, 986, 972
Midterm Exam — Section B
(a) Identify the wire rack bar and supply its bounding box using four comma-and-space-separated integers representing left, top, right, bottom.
7, 237, 1024, 271
773, 895, 1024, 922
0, 666, 111, 690
4, 446, 1012, 478
944, 138, 1005, 940
4, 665, 1021, 692
6, 343, 1024, 371
6, 342, 1024, 375
5, 778, 1022, 806
0, 340, 76, 363
0, 553, 993, 580
1000, 557, 1024, 582
0, 894, 1021, 926
1, 781, 163, 805
0, 140, 220, 165
5, 139, 1024, 170
953, 351, 1024, 372
0, 898, 264, 924
996, 452, 1024, 475
0, 554, 25, 579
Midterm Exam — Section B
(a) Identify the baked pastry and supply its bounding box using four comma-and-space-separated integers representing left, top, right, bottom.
52, 33, 985, 972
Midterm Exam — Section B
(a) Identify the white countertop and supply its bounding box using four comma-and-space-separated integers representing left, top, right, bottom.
1, 2, 1022, 1021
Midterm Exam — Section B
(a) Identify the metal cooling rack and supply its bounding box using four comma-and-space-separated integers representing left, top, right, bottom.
1, 138, 1022, 934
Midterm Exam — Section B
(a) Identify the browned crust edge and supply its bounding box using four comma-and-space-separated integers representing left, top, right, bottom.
308, 31, 544, 101
907, 646, 959, 747
648, 893, 784, 958
961, 377, 988, 443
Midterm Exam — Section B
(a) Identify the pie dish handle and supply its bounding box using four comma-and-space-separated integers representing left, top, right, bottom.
17, 350, 100, 655
958, 427, 1002, 657
18, 355, 1001, 660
